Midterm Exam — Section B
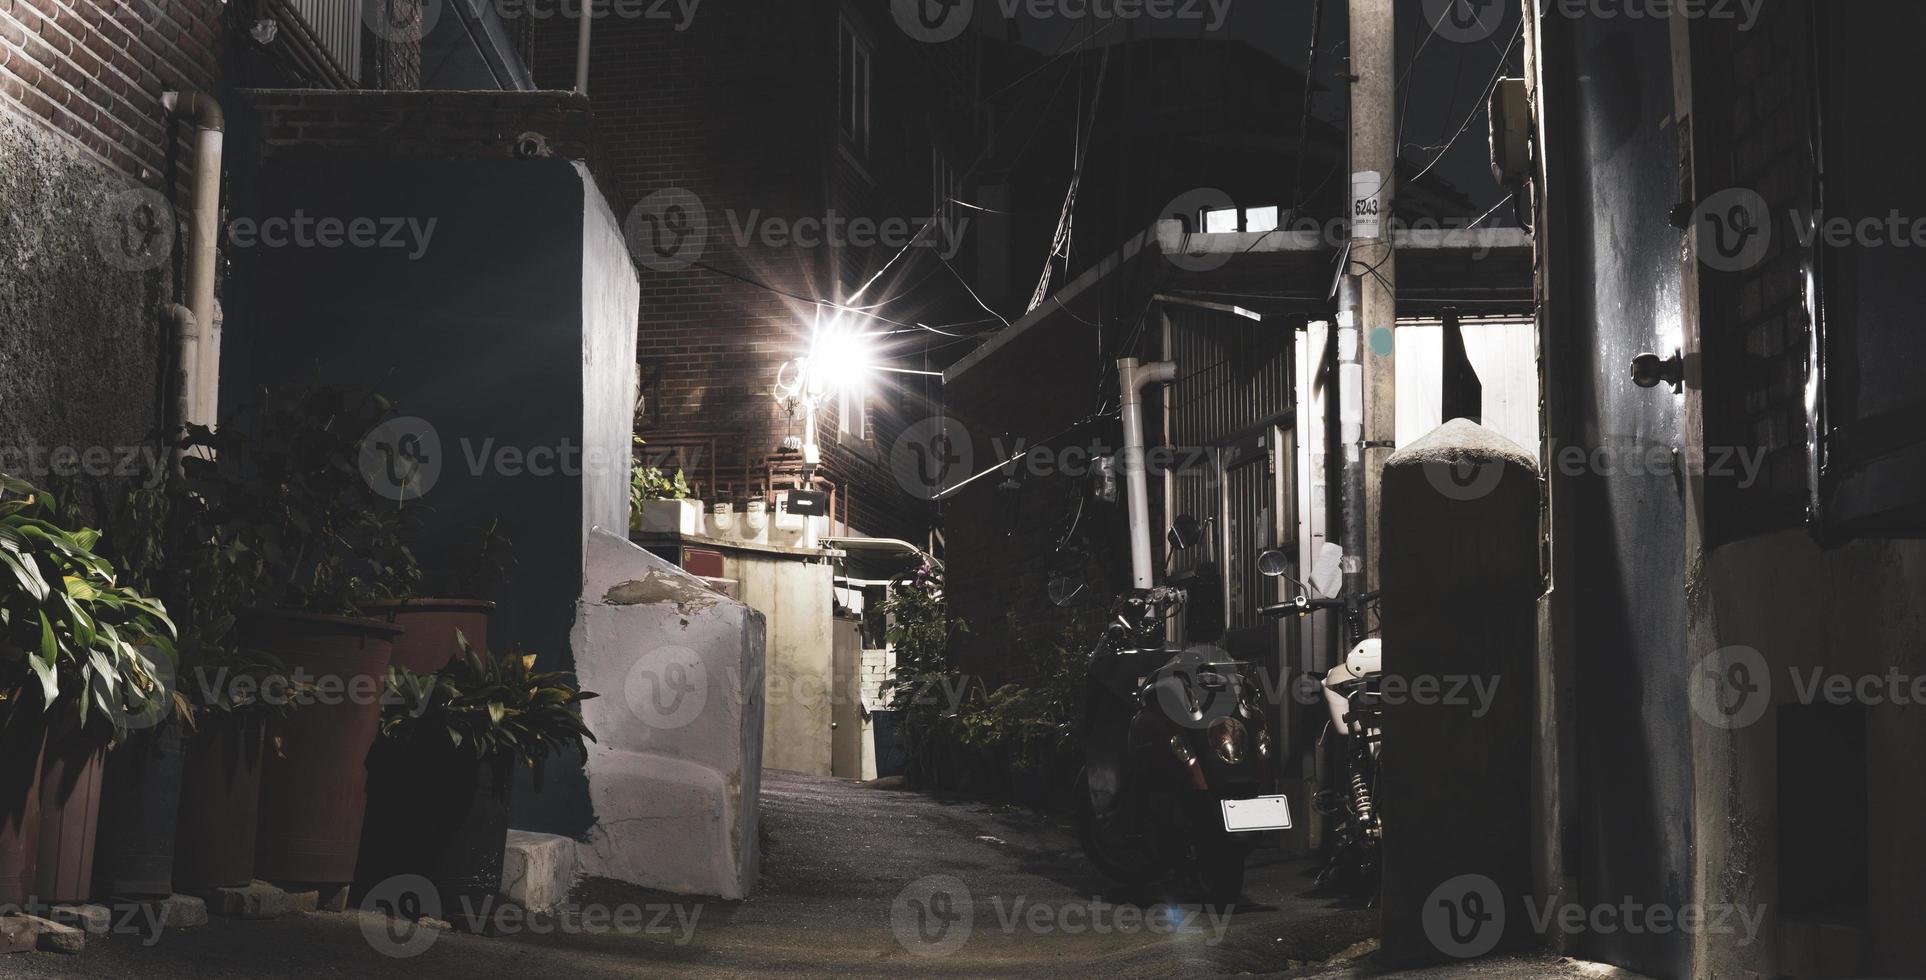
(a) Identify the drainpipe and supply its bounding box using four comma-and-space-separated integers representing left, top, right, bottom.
160, 303, 196, 470
162, 89, 224, 429
1117, 356, 1178, 589
574, 0, 592, 94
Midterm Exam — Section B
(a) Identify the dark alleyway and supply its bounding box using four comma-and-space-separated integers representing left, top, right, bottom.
6, 771, 1622, 978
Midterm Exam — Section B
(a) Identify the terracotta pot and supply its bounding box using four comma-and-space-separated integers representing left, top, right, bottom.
172, 711, 268, 891
37, 716, 109, 904
93, 720, 188, 898
243, 609, 403, 886
0, 707, 47, 905
363, 599, 493, 675
356, 735, 511, 920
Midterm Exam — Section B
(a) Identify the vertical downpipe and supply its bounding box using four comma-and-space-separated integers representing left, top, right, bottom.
162, 90, 225, 430
1118, 357, 1178, 590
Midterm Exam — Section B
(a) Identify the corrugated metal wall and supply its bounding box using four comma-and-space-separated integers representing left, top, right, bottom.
1163, 305, 1295, 632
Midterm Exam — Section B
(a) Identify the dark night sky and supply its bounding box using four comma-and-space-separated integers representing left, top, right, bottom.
994, 0, 1526, 223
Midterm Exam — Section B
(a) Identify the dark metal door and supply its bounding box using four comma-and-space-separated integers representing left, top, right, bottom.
1542, 13, 1694, 979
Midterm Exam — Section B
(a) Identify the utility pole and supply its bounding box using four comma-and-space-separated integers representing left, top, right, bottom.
1341, 0, 1397, 595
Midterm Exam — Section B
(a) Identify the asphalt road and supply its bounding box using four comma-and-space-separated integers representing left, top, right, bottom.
7, 771, 1623, 978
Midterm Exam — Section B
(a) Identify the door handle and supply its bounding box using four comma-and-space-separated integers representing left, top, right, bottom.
1631, 350, 1685, 393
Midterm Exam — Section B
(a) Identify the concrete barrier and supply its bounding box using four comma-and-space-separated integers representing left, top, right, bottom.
1376, 418, 1541, 965
570, 528, 766, 899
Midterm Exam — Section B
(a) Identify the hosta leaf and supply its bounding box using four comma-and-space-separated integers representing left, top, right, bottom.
2, 552, 49, 602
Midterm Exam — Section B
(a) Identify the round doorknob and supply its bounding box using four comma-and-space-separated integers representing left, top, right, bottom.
1631, 351, 1684, 392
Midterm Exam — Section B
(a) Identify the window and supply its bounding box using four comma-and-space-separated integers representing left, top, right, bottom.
838, 19, 871, 157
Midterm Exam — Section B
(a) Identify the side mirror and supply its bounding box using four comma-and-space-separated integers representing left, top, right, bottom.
1168, 514, 1204, 551
1256, 548, 1291, 578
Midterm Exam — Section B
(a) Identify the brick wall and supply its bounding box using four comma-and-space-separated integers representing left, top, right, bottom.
527, 0, 977, 542
1693, 0, 1815, 542
0, 0, 222, 178
240, 88, 601, 167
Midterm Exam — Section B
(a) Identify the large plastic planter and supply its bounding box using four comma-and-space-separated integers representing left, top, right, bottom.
36, 716, 108, 904
244, 609, 403, 886
172, 711, 268, 891
0, 708, 47, 905
363, 599, 493, 675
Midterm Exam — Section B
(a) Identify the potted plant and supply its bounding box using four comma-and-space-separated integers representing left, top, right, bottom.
0, 475, 175, 904
356, 634, 594, 924
93, 464, 299, 895
363, 516, 513, 676
631, 438, 699, 535
179, 388, 416, 889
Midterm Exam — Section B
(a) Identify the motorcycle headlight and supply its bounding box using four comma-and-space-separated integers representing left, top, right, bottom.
1208, 717, 1247, 764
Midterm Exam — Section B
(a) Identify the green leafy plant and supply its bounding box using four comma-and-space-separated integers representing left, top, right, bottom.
381, 633, 596, 788
0, 475, 176, 739
112, 462, 302, 724
448, 517, 516, 600
630, 438, 692, 526
178, 387, 420, 615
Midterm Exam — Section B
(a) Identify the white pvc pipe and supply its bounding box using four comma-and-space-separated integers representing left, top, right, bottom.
1117, 357, 1177, 589
574, 0, 592, 94
163, 90, 224, 430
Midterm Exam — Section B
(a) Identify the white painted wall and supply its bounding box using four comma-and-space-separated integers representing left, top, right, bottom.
1394, 318, 1539, 456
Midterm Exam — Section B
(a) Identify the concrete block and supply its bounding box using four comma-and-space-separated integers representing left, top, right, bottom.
201, 880, 289, 919
573, 529, 765, 899
23, 915, 84, 954
502, 831, 578, 912
1, 916, 37, 953
282, 887, 323, 913
153, 895, 208, 929
50, 904, 111, 937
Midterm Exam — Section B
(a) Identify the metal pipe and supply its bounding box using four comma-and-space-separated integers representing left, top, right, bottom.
1336, 281, 1366, 602
162, 89, 225, 429
574, 0, 592, 94
1117, 356, 1178, 589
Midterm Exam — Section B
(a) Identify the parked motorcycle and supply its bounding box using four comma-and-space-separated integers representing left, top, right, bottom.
1257, 548, 1382, 900
1061, 517, 1293, 905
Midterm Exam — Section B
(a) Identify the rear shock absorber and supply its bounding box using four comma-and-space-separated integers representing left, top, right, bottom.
1349, 764, 1379, 840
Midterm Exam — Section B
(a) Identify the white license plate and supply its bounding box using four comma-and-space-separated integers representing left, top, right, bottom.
1221, 795, 1292, 833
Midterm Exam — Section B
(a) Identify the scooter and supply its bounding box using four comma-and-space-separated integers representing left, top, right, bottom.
1257, 550, 1382, 900
1063, 517, 1293, 905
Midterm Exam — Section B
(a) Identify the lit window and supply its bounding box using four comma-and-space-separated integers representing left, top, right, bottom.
1205, 208, 1240, 234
